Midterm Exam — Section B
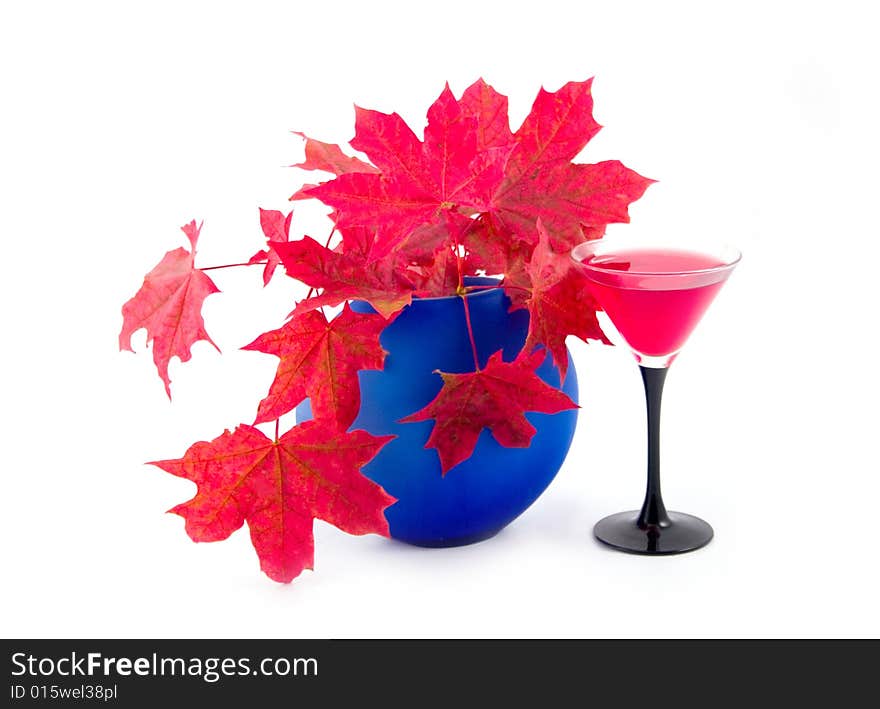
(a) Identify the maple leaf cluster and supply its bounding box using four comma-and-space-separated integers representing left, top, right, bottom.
119, 79, 653, 582
119, 220, 395, 584
295, 79, 652, 376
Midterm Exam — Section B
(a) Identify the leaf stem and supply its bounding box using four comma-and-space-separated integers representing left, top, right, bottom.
201, 261, 267, 271
460, 293, 481, 372
453, 229, 481, 372
274, 419, 280, 443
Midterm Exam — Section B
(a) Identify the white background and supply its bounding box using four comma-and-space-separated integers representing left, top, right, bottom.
1, 0, 878, 638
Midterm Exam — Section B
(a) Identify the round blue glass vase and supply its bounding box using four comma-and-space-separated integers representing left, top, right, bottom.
296, 278, 579, 547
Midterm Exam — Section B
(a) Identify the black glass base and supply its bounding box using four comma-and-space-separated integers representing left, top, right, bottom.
594, 511, 713, 555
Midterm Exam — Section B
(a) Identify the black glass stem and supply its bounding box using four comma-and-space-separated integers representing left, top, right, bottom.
593, 364, 714, 555
637, 366, 670, 529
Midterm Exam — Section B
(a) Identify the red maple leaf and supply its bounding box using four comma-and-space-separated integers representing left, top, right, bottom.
152, 421, 395, 583
243, 303, 388, 429
482, 79, 654, 250
503, 80, 601, 182
290, 132, 378, 175
119, 220, 219, 398
522, 221, 610, 379
490, 160, 653, 251
400, 350, 577, 473
274, 234, 414, 318
288, 134, 378, 201
304, 85, 510, 261
248, 208, 293, 286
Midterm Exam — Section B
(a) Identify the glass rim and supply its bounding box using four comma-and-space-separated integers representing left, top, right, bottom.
570, 238, 742, 278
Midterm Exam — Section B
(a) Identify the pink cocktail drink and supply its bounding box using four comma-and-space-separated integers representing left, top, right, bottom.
579, 248, 729, 359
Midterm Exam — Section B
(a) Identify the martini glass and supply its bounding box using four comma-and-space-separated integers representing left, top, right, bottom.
571, 237, 740, 554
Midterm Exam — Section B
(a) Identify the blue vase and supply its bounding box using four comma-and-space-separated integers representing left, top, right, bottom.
296, 278, 579, 547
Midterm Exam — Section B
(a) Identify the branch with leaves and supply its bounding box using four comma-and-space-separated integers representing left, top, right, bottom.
120, 78, 653, 582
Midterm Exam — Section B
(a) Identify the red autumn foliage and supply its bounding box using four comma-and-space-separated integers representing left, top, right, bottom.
521, 220, 611, 379
400, 350, 579, 474
290, 131, 379, 176
248, 208, 293, 286
274, 233, 414, 318
242, 303, 388, 430
121, 78, 653, 582
151, 422, 394, 583
119, 220, 219, 398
